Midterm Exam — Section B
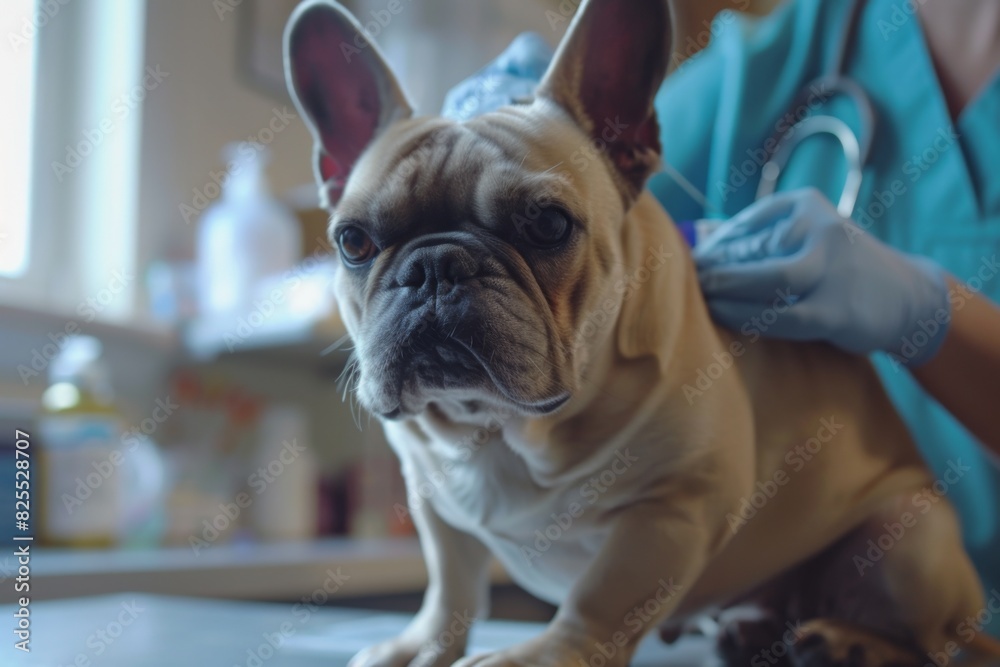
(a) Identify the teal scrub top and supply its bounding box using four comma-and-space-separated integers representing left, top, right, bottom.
649, 0, 1000, 634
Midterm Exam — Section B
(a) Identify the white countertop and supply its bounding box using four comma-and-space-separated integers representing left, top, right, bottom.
1, 538, 509, 604
0, 593, 713, 666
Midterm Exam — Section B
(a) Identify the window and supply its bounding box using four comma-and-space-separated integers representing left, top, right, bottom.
0, 0, 146, 320
0, 0, 36, 278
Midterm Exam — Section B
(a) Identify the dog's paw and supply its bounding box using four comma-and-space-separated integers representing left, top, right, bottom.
348, 636, 463, 667
717, 615, 792, 667
452, 626, 628, 667
788, 622, 922, 667
452, 646, 597, 667
790, 633, 868, 667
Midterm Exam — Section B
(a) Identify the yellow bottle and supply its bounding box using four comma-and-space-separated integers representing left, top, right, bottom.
38, 336, 122, 548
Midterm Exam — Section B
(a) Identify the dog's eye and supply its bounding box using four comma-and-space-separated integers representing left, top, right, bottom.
337, 226, 378, 265
522, 209, 572, 249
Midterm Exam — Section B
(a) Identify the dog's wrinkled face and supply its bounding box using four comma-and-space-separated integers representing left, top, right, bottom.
332, 111, 616, 418
286, 0, 671, 419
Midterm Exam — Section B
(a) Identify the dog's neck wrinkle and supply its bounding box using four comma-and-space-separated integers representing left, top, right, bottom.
613, 192, 733, 380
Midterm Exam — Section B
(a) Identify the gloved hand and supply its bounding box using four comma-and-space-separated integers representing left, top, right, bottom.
694, 189, 952, 366
441, 32, 554, 121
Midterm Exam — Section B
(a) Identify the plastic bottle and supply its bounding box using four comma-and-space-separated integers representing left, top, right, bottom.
37, 336, 122, 547
196, 142, 302, 317
250, 406, 317, 542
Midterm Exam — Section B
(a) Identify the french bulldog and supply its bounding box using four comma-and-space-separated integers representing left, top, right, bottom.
284, 0, 1000, 665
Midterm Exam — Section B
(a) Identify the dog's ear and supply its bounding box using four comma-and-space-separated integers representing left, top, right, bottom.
537, 0, 672, 199
285, 0, 413, 209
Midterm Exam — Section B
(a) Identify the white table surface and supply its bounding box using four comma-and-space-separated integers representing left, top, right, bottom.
1, 593, 717, 666
4, 539, 459, 604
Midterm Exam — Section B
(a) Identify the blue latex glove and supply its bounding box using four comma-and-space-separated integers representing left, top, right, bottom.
694, 189, 952, 366
441, 32, 554, 121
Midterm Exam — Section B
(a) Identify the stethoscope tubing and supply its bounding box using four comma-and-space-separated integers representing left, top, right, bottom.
754, 0, 876, 218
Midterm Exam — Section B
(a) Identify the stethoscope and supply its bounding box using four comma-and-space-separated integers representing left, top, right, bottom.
668, 0, 876, 225
755, 0, 875, 217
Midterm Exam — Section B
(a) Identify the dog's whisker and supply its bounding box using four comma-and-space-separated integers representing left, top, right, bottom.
321, 334, 354, 357
349, 367, 364, 431
539, 161, 564, 176
337, 353, 360, 402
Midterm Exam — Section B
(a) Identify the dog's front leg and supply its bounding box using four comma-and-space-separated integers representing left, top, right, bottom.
456, 501, 713, 667
349, 500, 492, 667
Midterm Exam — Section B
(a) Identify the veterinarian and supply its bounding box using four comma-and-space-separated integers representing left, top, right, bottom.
445, 0, 1000, 638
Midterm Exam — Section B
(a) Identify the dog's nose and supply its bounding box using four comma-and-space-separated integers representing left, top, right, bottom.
395, 244, 480, 293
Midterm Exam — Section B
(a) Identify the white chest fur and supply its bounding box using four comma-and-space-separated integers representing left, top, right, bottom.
383, 416, 647, 605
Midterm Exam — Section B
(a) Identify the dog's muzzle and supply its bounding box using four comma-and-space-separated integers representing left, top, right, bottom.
355, 233, 569, 419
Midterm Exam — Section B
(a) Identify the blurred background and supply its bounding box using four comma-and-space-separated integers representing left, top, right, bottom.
0, 0, 777, 620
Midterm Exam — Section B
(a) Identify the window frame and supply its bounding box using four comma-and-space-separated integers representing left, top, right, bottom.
0, 0, 147, 323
